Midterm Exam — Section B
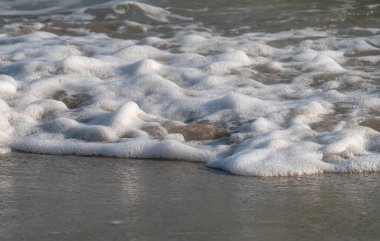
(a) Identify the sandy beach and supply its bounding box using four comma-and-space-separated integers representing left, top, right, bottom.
1, 153, 379, 241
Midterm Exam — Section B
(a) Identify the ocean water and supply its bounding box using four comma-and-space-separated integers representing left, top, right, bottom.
0, 0, 379, 176
1, 153, 380, 241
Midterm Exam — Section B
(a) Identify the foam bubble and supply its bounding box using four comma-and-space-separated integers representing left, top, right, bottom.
0, 75, 17, 97
12, 136, 216, 162
1, 1, 380, 176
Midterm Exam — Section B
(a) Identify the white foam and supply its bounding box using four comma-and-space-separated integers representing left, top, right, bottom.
208, 140, 329, 176
1, 1, 380, 176
113, 1, 172, 23
12, 136, 215, 162
0, 75, 17, 98
302, 55, 346, 73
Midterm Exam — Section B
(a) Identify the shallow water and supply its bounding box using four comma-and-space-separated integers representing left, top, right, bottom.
0, 153, 379, 241
0, 0, 379, 176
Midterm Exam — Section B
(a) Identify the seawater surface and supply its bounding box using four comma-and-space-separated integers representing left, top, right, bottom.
1, 153, 380, 241
0, 0, 380, 176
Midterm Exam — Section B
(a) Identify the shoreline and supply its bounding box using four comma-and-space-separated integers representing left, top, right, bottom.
1, 153, 379, 241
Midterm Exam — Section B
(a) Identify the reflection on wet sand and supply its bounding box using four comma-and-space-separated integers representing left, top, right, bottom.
1, 153, 379, 241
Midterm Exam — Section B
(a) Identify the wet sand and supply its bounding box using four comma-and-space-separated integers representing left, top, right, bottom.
1, 153, 379, 241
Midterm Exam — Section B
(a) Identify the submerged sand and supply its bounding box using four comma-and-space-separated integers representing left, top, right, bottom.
1, 153, 379, 241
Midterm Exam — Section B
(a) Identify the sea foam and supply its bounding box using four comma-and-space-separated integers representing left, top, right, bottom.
0, 1, 379, 176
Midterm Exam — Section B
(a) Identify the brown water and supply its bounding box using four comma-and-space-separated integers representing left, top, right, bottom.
1, 153, 379, 241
